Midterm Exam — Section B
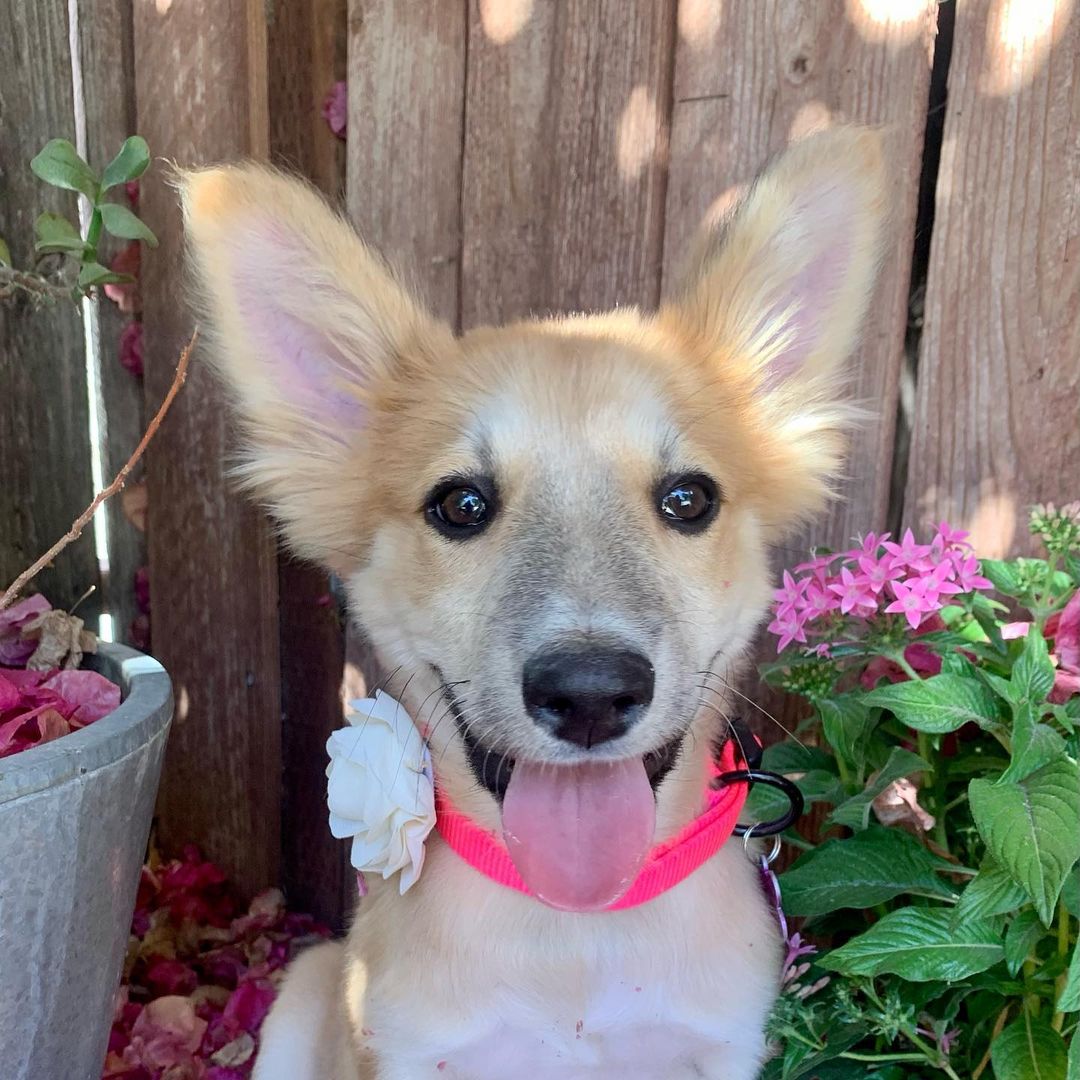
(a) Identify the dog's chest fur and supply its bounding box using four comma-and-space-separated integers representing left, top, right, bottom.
350, 841, 783, 1079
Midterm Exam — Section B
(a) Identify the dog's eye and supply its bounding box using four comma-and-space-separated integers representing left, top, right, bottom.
428, 484, 491, 536
657, 475, 719, 532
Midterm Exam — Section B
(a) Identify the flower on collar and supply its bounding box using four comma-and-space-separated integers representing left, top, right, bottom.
325, 691, 435, 893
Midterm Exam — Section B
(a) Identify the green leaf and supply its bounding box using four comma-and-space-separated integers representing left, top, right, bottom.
828, 748, 932, 831
0, 236, 10, 266
969, 759, 1080, 925
1004, 908, 1044, 976
100, 135, 151, 189
818, 695, 877, 771
954, 861, 1031, 925
780, 826, 956, 915
863, 673, 1004, 734
30, 138, 99, 200
1057, 935, 1080, 1012
33, 211, 84, 254
1063, 869, 1080, 919
1013, 624, 1058, 704
1004, 720, 1067, 783
991, 1014, 1068, 1080
982, 558, 1025, 597
98, 203, 158, 246
1069, 1024, 1080, 1080
821, 907, 1004, 981
77, 261, 133, 288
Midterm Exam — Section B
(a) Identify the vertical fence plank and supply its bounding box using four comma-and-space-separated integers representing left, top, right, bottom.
77, 0, 145, 645
347, 1, 467, 327
133, 0, 281, 898
663, 2, 938, 549
346, 0, 468, 919
905, 0, 1080, 557
0, 1, 100, 614
269, 0, 349, 928
462, 0, 676, 324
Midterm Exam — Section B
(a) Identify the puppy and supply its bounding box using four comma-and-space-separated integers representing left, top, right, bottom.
181, 126, 885, 1079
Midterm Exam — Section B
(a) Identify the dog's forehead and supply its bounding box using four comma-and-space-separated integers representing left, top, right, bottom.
458, 339, 683, 477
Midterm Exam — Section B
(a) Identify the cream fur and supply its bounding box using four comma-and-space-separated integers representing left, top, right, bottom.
181, 126, 887, 1080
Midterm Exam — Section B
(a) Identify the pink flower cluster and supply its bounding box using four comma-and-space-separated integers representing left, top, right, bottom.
104, 845, 330, 1079
768, 525, 993, 652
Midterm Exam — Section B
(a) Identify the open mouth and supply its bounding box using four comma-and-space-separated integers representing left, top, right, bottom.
438, 678, 685, 801
436, 674, 688, 912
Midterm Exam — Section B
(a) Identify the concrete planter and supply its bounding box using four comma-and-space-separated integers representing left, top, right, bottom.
0, 643, 172, 1080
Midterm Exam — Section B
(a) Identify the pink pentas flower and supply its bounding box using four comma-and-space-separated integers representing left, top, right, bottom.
856, 550, 904, 595
884, 528, 935, 573
829, 567, 877, 615
885, 577, 938, 630
768, 609, 808, 653
951, 554, 993, 592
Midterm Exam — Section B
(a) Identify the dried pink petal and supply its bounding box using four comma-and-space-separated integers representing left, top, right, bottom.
41, 669, 120, 724
321, 80, 347, 139
125, 995, 207, 1069
872, 777, 935, 833
0, 594, 51, 665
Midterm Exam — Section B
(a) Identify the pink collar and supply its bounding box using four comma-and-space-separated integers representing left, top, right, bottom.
434, 740, 748, 911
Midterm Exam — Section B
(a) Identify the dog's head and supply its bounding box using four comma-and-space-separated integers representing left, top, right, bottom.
183, 128, 885, 909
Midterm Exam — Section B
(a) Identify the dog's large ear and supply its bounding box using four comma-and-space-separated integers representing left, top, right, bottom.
661, 127, 887, 529
181, 166, 451, 571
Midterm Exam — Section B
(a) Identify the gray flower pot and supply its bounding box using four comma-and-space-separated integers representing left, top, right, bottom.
0, 642, 172, 1080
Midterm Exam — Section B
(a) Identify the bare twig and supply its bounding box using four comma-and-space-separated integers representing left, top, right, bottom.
0, 329, 198, 611
0, 264, 77, 305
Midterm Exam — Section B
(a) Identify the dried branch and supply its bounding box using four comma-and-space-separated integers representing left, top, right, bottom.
0, 329, 198, 611
0, 264, 76, 305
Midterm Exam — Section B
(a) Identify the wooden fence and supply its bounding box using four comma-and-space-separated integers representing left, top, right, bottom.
2, 0, 1077, 928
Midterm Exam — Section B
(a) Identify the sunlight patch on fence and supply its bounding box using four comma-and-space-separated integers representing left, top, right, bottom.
981, 0, 1073, 95
616, 86, 665, 182
479, 0, 534, 45
846, 0, 928, 44
678, 0, 722, 49
790, 101, 833, 140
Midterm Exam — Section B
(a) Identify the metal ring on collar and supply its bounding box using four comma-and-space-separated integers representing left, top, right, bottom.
713, 768, 805, 838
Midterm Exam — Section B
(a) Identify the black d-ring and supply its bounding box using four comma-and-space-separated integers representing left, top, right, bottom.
712, 769, 804, 837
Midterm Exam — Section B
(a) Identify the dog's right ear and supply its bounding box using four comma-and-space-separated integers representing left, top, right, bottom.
180, 165, 451, 572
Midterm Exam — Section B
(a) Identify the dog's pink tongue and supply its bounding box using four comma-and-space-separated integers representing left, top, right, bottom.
501, 757, 655, 912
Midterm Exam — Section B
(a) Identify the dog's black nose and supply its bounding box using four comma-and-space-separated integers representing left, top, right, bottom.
522, 644, 655, 748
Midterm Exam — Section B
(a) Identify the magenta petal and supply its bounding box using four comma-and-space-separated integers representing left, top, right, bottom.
1054, 591, 1080, 672
41, 669, 120, 724
0, 594, 51, 666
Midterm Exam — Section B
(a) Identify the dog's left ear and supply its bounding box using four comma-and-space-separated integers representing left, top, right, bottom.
660, 127, 888, 529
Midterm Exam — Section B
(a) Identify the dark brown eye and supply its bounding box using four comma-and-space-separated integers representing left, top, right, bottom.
658, 475, 719, 532
426, 481, 494, 538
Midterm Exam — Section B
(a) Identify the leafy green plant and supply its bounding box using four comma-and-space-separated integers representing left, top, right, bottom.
755, 506, 1080, 1079
0, 135, 155, 301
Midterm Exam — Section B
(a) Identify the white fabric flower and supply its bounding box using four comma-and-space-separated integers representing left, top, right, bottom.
325, 690, 435, 893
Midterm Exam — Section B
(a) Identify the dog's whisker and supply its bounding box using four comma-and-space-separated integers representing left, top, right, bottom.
699, 668, 806, 749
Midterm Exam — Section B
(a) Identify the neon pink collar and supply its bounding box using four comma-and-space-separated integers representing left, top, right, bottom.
434, 740, 748, 911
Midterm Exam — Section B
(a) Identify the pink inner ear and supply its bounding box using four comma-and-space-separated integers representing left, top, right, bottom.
757, 176, 854, 391
232, 226, 368, 436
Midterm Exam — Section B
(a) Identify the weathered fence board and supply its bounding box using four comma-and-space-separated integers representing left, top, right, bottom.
905, 0, 1080, 558
344, 0, 468, 922
461, 0, 677, 324
133, 0, 281, 898
662, 0, 938, 550
77, 0, 145, 646
271, 0, 349, 928
0, 1, 100, 615
347, 1, 467, 326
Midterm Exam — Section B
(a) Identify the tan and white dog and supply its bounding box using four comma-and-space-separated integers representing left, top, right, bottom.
181, 126, 886, 1080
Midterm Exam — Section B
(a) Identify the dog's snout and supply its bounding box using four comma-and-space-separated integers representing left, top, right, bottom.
522, 644, 655, 749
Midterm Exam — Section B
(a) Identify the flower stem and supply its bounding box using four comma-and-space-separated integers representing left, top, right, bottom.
971, 1006, 1010, 1080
